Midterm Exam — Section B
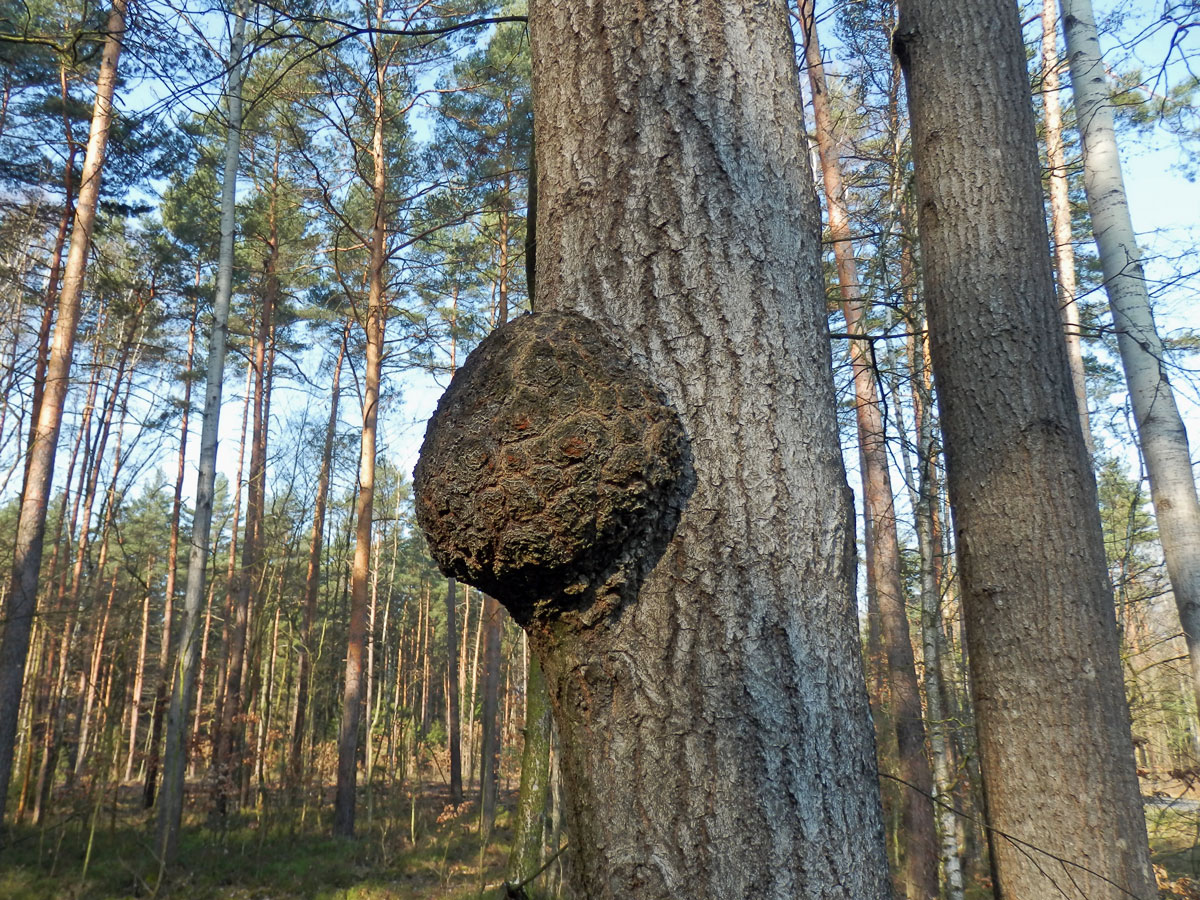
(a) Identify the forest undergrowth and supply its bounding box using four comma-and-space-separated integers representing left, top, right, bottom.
1, 781, 554, 900
5, 779, 1200, 898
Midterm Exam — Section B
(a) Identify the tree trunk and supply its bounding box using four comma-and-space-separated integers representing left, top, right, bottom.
445, 577, 463, 802
332, 14, 388, 834
126, 561, 153, 781
479, 593, 503, 830
0, 0, 128, 818
893, 0, 1156, 895
1041, 0, 1093, 456
214, 238, 275, 817
290, 327, 346, 788
156, 4, 248, 864
506, 654, 552, 890
795, 5, 939, 897
144, 298, 197, 809
911, 326, 965, 900
1061, 0, 1200, 717
463, 2, 892, 896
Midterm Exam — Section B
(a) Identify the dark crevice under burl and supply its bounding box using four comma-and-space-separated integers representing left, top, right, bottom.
413, 311, 690, 628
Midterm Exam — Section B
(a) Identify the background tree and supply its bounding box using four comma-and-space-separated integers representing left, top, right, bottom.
895, 0, 1156, 894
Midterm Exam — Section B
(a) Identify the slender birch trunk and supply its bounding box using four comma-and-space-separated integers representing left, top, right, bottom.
214, 239, 274, 816
911, 323, 965, 900
156, 3, 248, 864
1061, 0, 1200, 714
0, 0, 128, 818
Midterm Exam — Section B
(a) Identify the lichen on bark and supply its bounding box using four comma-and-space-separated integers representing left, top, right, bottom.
414, 311, 688, 625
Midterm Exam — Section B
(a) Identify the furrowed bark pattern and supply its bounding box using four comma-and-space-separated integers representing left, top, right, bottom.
894, 0, 1155, 896
515, 1, 888, 896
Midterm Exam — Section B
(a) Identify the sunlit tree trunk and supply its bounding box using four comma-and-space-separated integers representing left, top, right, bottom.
894, 0, 1156, 894
213, 225, 275, 817
125, 560, 154, 781
0, 0, 128, 819
1041, 0, 1093, 456
1061, 0, 1200, 717
333, 4, 388, 833
290, 327, 346, 789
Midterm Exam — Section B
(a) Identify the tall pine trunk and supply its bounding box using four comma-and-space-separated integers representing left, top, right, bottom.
290, 327, 346, 789
1041, 0, 1093, 456
894, 0, 1156, 895
0, 0, 128, 816
332, 11, 388, 834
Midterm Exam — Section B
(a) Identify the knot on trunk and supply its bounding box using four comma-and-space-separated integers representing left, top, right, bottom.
414, 311, 687, 625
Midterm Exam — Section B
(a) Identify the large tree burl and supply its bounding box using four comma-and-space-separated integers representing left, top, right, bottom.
413, 311, 687, 624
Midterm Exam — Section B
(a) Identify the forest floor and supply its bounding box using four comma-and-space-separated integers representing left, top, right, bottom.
3, 779, 1200, 899
0, 782, 562, 900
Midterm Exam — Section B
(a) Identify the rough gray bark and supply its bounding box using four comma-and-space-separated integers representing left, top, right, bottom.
1061, 0, 1200, 716
156, 3, 248, 864
0, 0, 127, 820
893, 0, 1156, 896
418, 1, 890, 897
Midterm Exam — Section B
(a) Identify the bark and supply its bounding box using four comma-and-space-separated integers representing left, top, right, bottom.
290, 327, 346, 788
0, 0, 128, 819
25, 66, 79, 458
144, 299, 198, 809
1041, 0, 1093, 456
1061, 0, 1200, 718
893, 0, 1156, 896
795, 5, 939, 897
502, 2, 891, 896
156, 4, 248, 863
332, 10, 388, 834
467, 586, 482, 792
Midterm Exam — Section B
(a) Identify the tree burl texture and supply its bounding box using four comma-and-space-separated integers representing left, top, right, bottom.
413, 311, 687, 625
